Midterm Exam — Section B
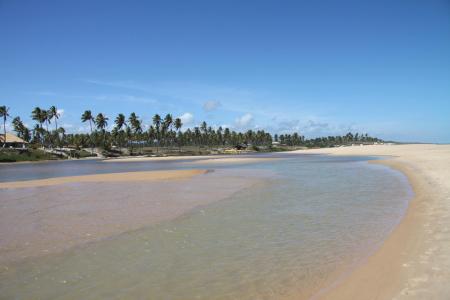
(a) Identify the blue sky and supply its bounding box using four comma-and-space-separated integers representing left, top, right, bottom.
1, 0, 449, 142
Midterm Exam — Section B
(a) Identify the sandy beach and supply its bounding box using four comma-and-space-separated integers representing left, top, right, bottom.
1, 144, 448, 299
300, 144, 450, 300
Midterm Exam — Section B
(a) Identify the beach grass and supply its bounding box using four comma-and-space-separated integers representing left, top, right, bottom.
0, 149, 59, 162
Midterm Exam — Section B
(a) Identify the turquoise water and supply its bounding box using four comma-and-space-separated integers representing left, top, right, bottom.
0, 155, 412, 299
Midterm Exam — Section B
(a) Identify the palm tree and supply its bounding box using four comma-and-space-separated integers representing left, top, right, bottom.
47, 106, 59, 148
31, 107, 46, 147
32, 124, 44, 145
163, 114, 173, 130
163, 114, 173, 147
42, 109, 50, 133
200, 121, 208, 148
12, 116, 26, 139
174, 118, 182, 132
152, 114, 161, 152
95, 113, 108, 147
152, 114, 161, 133
114, 113, 126, 131
129, 113, 141, 133
48, 106, 60, 132
128, 112, 142, 153
114, 113, 127, 148
31, 107, 42, 126
81, 110, 95, 150
174, 118, 182, 151
81, 110, 94, 134
0, 106, 10, 147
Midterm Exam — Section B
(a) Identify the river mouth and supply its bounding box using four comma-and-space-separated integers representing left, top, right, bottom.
0, 154, 412, 299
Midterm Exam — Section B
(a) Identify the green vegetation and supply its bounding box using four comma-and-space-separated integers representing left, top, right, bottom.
1, 105, 384, 160
0, 149, 60, 163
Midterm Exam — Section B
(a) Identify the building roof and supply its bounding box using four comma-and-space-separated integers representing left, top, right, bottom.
0, 133, 28, 144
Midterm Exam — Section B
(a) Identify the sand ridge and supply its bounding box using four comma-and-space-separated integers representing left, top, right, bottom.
0, 169, 207, 189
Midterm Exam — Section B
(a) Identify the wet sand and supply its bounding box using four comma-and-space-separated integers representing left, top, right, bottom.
300, 144, 450, 300
0, 169, 264, 266
0, 169, 206, 189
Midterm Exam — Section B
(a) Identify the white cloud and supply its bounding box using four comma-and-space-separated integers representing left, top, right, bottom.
57, 109, 65, 118
179, 112, 194, 126
203, 100, 221, 112
235, 113, 253, 128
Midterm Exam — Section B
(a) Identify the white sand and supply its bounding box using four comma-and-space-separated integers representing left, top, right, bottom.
300, 144, 450, 300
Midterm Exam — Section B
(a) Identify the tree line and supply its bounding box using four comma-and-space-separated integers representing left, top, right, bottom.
1, 105, 383, 150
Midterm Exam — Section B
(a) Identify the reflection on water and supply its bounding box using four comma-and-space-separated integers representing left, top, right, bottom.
0, 155, 412, 299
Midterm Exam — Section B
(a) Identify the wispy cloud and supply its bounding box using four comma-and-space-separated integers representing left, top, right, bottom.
235, 113, 254, 128
91, 94, 158, 105
202, 100, 221, 112
83, 79, 270, 116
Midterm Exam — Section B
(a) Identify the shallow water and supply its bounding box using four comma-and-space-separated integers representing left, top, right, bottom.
0, 154, 412, 299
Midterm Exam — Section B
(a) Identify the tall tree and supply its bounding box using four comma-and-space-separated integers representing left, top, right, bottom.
81, 110, 94, 134
152, 114, 161, 131
12, 116, 26, 139
31, 107, 46, 147
129, 113, 141, 134
95, 113, 108, 147
163, 114, 173, 146
81, 110, 95, 150
163, 114, 173, 131
129, 113, 142, 153
114, 113, 126, 131
32, 124, 44, 145
0, 106, 10, 147
48, 106, 60, 132
152, 114, 161, 150
42, 110, 50, 133
174, 118, 182, 132
174, 118, 182, 150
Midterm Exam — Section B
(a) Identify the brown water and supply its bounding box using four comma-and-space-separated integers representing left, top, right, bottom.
0, 155, 412, 299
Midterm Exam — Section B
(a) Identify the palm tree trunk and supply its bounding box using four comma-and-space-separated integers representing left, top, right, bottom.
2, 118, 6, 148
45, 121, 51, 148
89, 120, 94, 153
40, 123, 44, 148
55, 119, 59, 149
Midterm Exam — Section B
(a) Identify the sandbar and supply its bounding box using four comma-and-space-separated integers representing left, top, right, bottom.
0, 169, 206, 189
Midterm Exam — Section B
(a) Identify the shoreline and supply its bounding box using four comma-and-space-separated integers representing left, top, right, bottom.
303, 144, 450, 299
